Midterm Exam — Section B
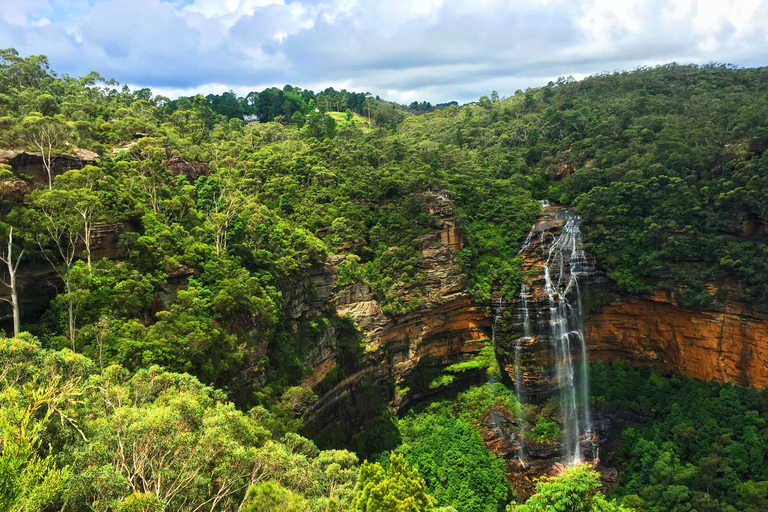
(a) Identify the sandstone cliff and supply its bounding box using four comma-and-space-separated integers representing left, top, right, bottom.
503, 204, 768, 390
0, 222, 134, 328
585, 289, 768, 388
301, 193, 493, 445
0, 148, 99, 186
497, 205, 603, 400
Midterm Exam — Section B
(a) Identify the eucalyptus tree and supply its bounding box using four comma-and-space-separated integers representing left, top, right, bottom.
31, 188, 84, 343
0, 225, 23, 334
24, 116, 70, 189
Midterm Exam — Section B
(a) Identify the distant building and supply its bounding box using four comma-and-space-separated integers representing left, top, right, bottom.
243, 114, 259, 124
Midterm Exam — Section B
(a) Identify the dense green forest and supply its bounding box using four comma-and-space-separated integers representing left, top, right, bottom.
2, 46, 768, 511
590, 360, 768, 512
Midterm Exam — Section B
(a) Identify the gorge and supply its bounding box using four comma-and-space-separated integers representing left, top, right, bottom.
3, 57, 768, 511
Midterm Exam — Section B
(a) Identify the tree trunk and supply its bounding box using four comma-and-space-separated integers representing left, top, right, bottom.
83, 217, 92, 272
9, 259, 19, 335
65, 268, 76, 345
69, 301, 75, 347
0, 228, 24, 336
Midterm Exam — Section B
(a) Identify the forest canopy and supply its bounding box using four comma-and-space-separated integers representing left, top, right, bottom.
2, 47, 768, 511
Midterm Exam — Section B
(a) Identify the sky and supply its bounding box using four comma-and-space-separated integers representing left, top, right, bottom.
1, 0, 767, 105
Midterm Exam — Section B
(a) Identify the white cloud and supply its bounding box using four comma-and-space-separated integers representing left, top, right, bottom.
0, 0, 766, 104
1, 0, 51, 25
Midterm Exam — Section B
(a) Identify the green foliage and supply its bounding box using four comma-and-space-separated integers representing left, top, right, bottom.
429, 374, 455, 389
511, 464, 629, 512
350, 452, 437, 512
0, 334, 360, 512
397, 414, 511, 512
528, 416, 560, 443
444, 341, 501, 378
4, 51, 768, 512
592, 360, 768, 511
0, 374, 76, 511
242, 481, 309, 512
354, 383, 518, 512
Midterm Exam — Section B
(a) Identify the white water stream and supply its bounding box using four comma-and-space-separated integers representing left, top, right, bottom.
514, 206, 593, 465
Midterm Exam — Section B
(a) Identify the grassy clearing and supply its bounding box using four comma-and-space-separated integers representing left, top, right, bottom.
327, 111, 370, 131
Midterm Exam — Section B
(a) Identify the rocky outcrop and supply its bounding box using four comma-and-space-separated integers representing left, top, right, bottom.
497, 205, 604, 400
90, 223, 134, 261
551, 160, 574, 180
423, 192, 464, 253
505, 204, 768, 391
302, 193, 492, 445
0, 222, 134, 330
0, 261, 59, 327
585, 290, 768, 388
716, 211, 768, 237
0, 180, 34, 202
0, 148, 99, 186
164, 156, 210, 182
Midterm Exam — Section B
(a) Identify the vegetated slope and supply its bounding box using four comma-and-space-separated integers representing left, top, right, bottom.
0, 48, 537, 404
3, 48, 768, 511
391, 64, 768, 308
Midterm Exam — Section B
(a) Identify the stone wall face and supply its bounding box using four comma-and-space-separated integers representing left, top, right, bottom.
301, 193, 492, 444
585, 290, 768, 388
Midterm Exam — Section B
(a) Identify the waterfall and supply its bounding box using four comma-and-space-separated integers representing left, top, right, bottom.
516, 224, 535, 257
512, 204, 593, 467
542, 210, 592, 465
520, 284, 532, 338
492, 296, 503, 343
514, 283, 533, 464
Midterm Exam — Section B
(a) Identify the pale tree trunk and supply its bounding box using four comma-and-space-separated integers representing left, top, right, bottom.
84, 220, 92, 271
78, 211, 93, 272
28, 122, 67, 190
0, 227, 24, 335
63, 263, 76, 345
207, 169, 245, 256
37, 214, 79, 344
30, 136, 54, 190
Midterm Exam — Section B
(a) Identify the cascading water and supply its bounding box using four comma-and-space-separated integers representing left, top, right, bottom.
542, 209, 592, 465
517, 224, 535, 257
511, 205, 593, 467
492, 296, 503, 343
514, 283, 533, 464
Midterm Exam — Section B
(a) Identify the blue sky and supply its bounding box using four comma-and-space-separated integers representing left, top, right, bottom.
2, 0, 767, 104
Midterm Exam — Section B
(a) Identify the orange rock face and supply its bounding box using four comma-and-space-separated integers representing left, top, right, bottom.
585, 291, 768, 388
302, 193, 492, 441
305, 192, 488, 391
503, 204, 768, 391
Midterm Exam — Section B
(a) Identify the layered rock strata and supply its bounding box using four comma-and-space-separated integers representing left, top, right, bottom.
498, 205, 603, 400
302, 193, 492, 444
504, 204, 768, 391
585, 290, 768, 388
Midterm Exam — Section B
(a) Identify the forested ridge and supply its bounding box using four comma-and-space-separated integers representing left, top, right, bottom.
2, 46, 768, 511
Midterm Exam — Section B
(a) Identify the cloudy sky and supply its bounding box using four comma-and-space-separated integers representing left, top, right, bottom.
1, 0, 767, 104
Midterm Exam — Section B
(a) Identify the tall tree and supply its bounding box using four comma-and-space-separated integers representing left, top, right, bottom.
55, 167, 105, 272
25, 117, 69, 190
0, 226, 23, 335
31, 189, 83, 343
350, 453, 436, 512
197, 166, 246, 256
511, 464, 630, 512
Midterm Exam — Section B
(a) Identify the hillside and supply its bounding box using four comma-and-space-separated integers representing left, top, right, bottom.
2, 48, 768, 511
